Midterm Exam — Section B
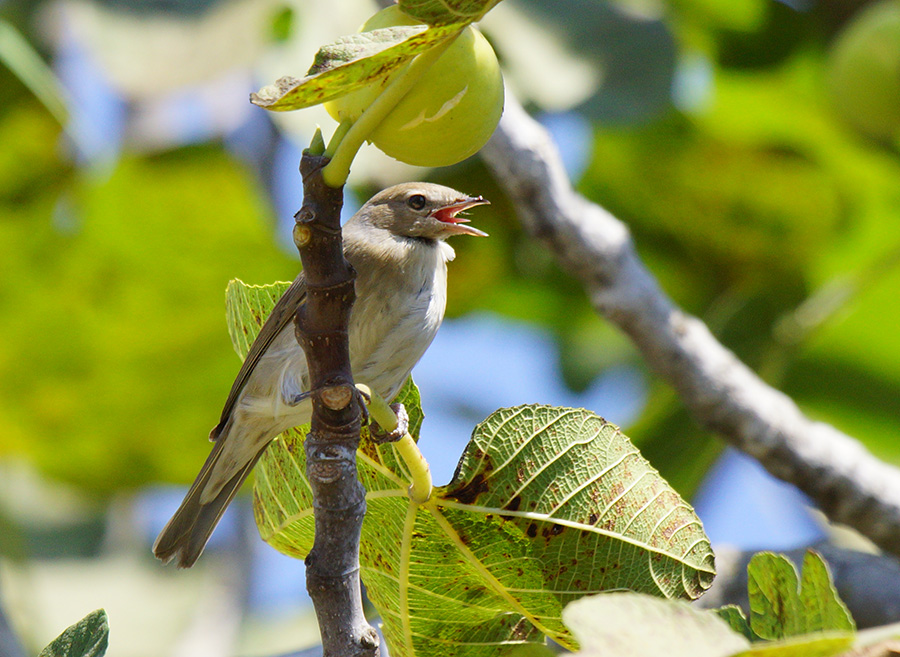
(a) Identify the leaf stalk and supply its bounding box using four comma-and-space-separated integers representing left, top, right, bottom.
321, 34, 457, 188
357, 384, 433, 503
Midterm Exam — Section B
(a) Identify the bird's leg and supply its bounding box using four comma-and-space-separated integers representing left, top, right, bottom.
369, 403, 408, 444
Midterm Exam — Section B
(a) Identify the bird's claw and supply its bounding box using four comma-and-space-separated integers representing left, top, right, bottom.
356, 388, 370, 426
288, 390, 312, 406
369, 403, 408, 444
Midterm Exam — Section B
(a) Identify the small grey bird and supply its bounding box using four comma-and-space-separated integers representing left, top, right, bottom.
153, 183, 488, 567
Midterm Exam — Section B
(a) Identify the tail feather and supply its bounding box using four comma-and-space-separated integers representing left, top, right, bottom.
153, 435, 267, 568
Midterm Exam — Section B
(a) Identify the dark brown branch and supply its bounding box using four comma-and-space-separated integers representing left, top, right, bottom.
481, 94, 900, 558
294, 153, 379, 657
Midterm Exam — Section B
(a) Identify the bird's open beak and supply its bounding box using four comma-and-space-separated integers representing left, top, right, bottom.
431, 196, 490, 237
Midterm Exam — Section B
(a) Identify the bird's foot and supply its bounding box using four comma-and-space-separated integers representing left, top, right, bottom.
287, 390, 312, 406
369, 403, 408, 444
288, 386, 369, 424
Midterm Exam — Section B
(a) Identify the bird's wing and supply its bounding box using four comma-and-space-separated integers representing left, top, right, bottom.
210, 273, 307, 440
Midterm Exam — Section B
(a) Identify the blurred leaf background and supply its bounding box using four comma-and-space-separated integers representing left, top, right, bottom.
1, 0, 900, 653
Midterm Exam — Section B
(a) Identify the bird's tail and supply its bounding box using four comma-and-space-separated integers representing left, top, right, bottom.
153, 431, 265, 568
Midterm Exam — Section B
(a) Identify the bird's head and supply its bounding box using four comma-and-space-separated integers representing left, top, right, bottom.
360, 182, 489, 241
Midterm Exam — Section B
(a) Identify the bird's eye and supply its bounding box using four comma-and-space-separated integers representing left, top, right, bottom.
407, 194, 427, 210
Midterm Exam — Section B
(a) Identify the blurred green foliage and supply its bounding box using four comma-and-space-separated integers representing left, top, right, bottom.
577, 0, 900, 492
0, 102, 296, 494
1, 0, 899, 504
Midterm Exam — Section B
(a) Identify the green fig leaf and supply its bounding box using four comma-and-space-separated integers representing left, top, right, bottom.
732, 633, 854, 657
251, 23, 462, 111
230, 280, 714, 655
798, 551, 855, 635
225, 279, 289, 359
254, 410, 713, 652
748, 551, 854, 641
38, 609, 109, 657
749, 553, 804, 640
255, 405, 715, 655
399, 0, 504, 25
717, 605, 756, 641
307, 27, 425, 76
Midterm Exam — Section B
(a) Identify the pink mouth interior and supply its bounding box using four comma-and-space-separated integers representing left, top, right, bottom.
432, 198, 485, 225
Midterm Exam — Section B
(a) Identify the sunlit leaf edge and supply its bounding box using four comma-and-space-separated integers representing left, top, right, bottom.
399, 0, 504, 25
251, 23, 462, 111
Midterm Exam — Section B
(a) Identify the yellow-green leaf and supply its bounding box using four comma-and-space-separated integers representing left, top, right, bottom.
748, 551, 854, 641
251, 23, 462, 111
253, 402, 715, 655
733, 632, 853, 657
225, 279, 289, 359
399, 0, 503, 25
228, 279, 714, 655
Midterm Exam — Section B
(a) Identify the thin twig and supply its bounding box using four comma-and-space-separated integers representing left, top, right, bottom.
481, 94, 900, 558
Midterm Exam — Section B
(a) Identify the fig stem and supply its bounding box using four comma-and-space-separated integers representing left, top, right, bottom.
324, 119, 352, 159
356, 384, 433, 503
322, 33, 457, 188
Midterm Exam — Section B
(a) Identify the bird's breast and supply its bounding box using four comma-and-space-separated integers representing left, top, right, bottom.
347, 244, 449, 400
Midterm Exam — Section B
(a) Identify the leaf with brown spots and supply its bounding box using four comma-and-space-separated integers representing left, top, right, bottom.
255, 401, 713, 654
399, 0, 503, 25
747, 551, 854, 641
440, 405, 715, 613
251, 23, 463, 111
235, 274, 714, 657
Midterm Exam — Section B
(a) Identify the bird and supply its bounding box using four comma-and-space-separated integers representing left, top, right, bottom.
153, 182, 488, 568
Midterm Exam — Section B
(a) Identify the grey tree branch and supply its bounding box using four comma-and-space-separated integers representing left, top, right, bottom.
481, 94, 900, 558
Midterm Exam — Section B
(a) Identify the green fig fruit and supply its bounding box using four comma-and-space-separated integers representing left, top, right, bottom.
827, 0, 900, 141
326, 6, 504, 167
